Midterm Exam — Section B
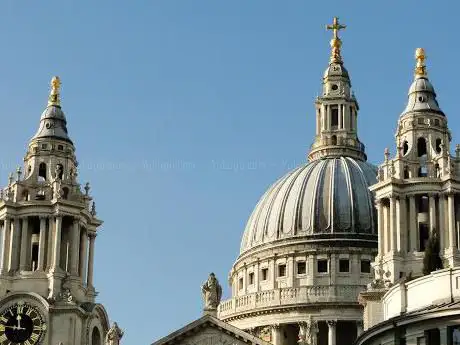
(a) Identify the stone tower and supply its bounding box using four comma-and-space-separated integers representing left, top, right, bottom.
0, 77, 121, 345
369, 48, 460, 285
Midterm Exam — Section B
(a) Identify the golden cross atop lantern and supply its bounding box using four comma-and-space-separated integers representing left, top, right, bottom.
48, 76, 61, 107
326, 17, 346, 64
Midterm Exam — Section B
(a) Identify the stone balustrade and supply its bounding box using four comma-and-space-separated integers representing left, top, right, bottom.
218, 285, 365, 318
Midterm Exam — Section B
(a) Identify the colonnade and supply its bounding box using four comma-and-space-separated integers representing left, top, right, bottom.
269, 320, 363, 345
376, 193, 458, 256
316, 103, 357, 135
0, 214, 95, 288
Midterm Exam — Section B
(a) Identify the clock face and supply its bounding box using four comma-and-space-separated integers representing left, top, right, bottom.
0, 301, 46, 344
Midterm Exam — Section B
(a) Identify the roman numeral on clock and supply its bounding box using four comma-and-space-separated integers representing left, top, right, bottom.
30, 332, 40, 342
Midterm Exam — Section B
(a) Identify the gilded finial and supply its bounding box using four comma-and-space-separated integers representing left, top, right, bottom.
48, 76, 61, 107
326, 17, 346, 64
415, 48, 427, 77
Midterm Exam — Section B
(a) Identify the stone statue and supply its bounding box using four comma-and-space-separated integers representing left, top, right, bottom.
201, 273, 222, 312
106, 322, 124, 345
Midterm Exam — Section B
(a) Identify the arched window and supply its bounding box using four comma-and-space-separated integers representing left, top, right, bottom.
62, 187, 69, 200
38, 163, 47, 180
404, 166, 410, 179
417, 138, 427, 157
91, 327, 102, 345
435, 138, 442, 154
56, 164, 64, 180
331, 135, 337, 145
403, 141, 409, 155
22, 190, 29, 201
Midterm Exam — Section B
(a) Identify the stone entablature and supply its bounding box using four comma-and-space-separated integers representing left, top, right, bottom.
218, 284, 365, 318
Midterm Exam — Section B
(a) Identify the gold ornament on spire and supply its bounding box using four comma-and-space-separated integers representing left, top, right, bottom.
326, 17, 346, 64
48, 76, 61, 107
415, 48, 427, 77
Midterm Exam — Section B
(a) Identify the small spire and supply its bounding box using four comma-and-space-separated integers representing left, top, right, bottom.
326, 17, 346, 64
415, 48, 427, 78
48, 76, 61, 107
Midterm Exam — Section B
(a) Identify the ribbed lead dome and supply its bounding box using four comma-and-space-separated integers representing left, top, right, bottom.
240, 157, 377, 254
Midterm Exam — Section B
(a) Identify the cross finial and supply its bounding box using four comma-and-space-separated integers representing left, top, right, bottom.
326, 17, 346, 40
326, 17, 346, 64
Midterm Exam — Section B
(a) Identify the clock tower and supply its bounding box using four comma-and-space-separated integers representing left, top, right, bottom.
0, 77, 122, 345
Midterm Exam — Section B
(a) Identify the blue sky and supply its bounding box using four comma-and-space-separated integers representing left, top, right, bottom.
0, 1, 458, 344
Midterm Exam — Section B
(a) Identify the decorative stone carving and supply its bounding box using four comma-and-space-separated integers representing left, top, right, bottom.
258, 326, 271, 342
298, 318, 318, 345
201, 273, 222, 312
57, 273, 74, 303
106, 322, 124, 345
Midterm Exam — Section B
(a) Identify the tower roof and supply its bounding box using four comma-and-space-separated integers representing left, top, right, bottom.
401, 48, 444, 116
32, 76, 73, 143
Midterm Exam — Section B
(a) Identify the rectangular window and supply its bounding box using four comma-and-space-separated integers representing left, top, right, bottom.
238, 278, 243, 290
297, 261, 306, 275
278, 264, 286, 277
361, 260, 371, 273
58, 145, 64, 151
41, 144, 47, 149
248, 272, 254, 285
261, 268, 268, 281
339, 259, 350, 273
317, 259, 328, 273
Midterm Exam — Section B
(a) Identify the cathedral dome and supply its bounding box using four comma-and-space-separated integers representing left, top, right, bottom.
239, 156, 377, 255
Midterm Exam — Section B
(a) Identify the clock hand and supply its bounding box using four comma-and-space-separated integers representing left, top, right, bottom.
16, 314, 21, 329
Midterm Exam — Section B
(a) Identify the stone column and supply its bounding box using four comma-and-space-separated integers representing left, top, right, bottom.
409, 196, 417, 251
9, 217, 21, 271
439, 195, 446, 250
356, 320, 364, 337
270, 258, 276, 290
87, 233, 96, 288
376, 200, 384, 256
70, 219, 81, 276
429, 194, 437, 234
270, 324, 282, 345
316, 109, 320, 136
37, 216, 47, 271
51, 215, 62, 271
255, 260, 260, 293
389, 196, 397, 253
383, 202, 390, 253
288, 256, 295, 287
327, 320, 337, 345
79, 228, 88, 281
321, 105, 326, 131
398, 197, 407, 253
0, 217, 11, 274
448, 194, 456, 249
338, 104, 343, 129
19, 216, 29, 271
